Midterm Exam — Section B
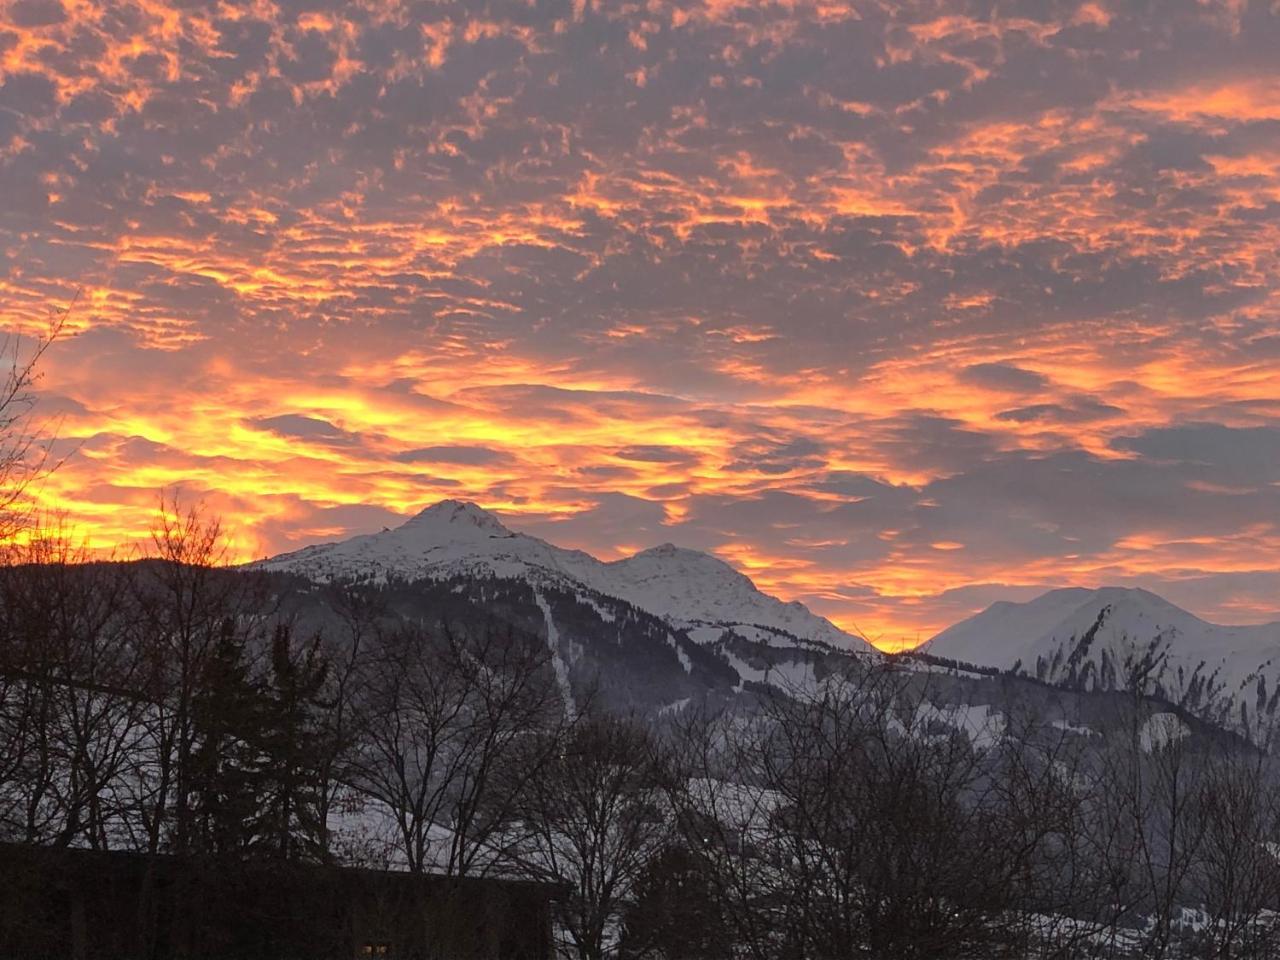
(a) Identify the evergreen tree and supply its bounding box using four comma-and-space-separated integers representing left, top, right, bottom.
258, 623, 330, 861
188, 618, 266, 858
620, 843, 731, 960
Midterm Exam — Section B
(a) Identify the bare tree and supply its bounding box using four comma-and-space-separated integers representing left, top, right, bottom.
664, 703, 781, 960
129, 497, 271, 856
1186, 752, 1280, 959
348, 619, 563, 876
0, 532, 147, 848
509, 714, 670, 960
310, 581, 384, 863
669, 664, 1047, 960
0, 304, 70, 543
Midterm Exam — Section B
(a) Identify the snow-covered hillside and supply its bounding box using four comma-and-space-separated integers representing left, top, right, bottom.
257, 500, 872, 653
927, 586, 1280, 697
605, 543, 855, 649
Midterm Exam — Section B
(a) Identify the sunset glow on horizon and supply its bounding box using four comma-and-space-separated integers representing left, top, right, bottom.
5, 0, 1280, 649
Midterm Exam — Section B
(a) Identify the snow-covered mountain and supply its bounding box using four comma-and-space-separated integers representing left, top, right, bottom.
259, 504, 1280, 728
251, 518, 1279, 739
926, 587, 1280, 702
258, 499, 871, 653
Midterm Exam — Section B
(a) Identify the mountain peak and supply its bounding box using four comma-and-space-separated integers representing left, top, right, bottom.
623, 543, 746, 578
636, 542, 712, 560
401, 499, 511, 537
928, 585, 1280, 691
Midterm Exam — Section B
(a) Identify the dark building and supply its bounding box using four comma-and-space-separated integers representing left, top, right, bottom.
0, 843, 556, 960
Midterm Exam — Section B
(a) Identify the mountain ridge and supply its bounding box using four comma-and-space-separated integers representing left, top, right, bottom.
926, 585, 1280, 700
257, 499, 871, 654
259, 500, 1280, 710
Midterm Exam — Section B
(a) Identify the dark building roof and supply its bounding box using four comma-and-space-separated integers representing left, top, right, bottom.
0, 842, 558, 960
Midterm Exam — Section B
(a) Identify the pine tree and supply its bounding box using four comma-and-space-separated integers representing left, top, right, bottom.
620, 843, 731, 960
258, 623, 331, 861
187, 618, 267, 858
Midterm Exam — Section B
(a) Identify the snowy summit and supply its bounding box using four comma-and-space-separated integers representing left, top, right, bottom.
927, 586, 1280, 696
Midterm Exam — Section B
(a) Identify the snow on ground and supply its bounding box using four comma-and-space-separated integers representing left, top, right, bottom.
1051, 718, 1100, 737
1139, 712, 1192, 752
908, 702, 1006, 750
719, 648, 817, 694
667, 633, 692, 673
658, 697, 691, 717
685, 777, 782, 839
573, 590, 617, 623
534, 591, 577, 718
765, 657, 818, 694
721, 649, 764, 692
685, 625, 726, 645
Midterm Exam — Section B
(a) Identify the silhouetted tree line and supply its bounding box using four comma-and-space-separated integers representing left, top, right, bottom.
0, 508, 562, 872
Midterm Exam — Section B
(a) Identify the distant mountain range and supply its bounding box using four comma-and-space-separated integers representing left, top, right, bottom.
260, 499, 869, 654
927, 586, 1280, 708
256, 499, 1280, 727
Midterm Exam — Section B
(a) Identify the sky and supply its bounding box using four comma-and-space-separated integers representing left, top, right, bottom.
3, 0, 1280, 649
